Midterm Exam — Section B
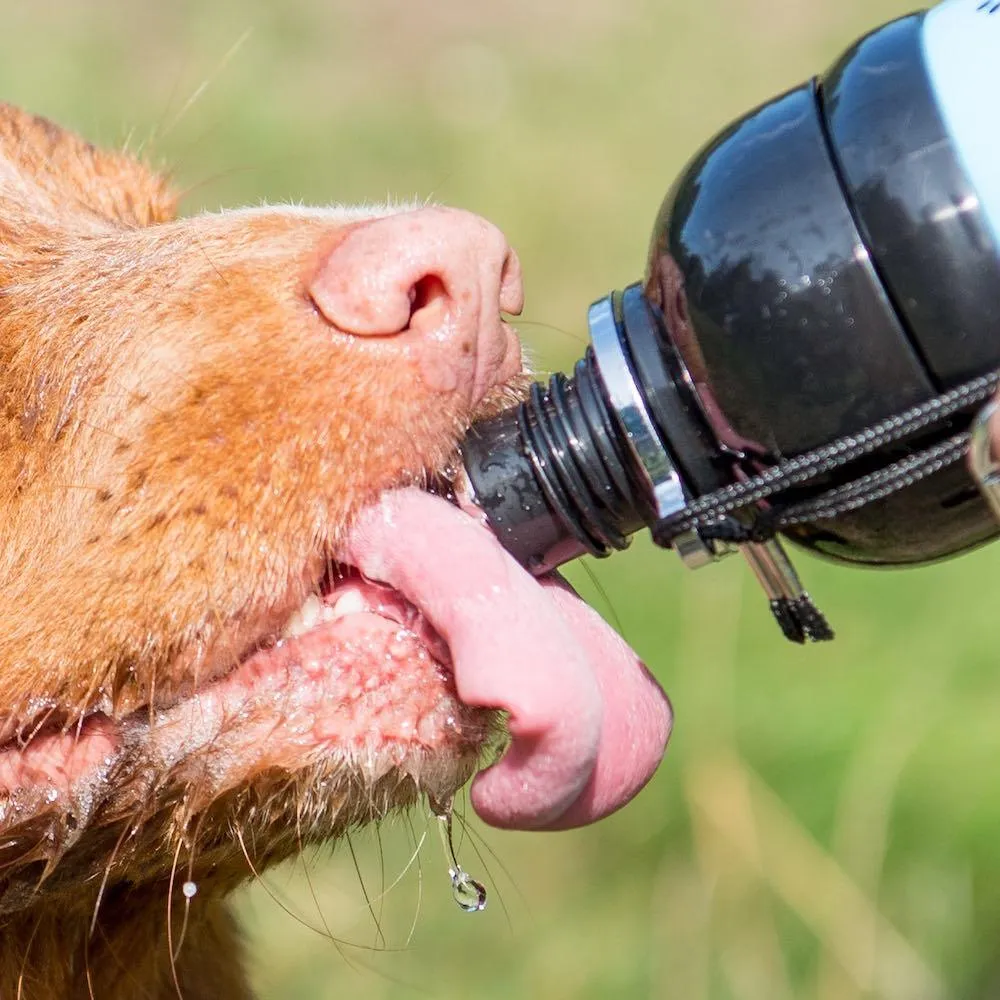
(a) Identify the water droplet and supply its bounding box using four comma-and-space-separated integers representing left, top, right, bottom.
45, 788, 58, 803
428, 795, 487, 914
450, 870, 488, 912
182, 881, 198, 899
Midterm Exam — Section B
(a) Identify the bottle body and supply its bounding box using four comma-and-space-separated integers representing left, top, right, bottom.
645, 4, 1000, 565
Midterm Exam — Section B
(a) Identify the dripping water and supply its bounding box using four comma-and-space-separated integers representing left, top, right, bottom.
428, 795, 487, 913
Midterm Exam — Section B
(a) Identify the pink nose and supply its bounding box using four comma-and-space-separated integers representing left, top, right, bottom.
308, 207, 524, 406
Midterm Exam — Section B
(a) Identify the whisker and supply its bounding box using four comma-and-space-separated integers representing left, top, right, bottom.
84, 930, 96, 1000
401, 812, 426, 949
296, 852, 363, 972
451, 802, 524, 929
173, 165, 260, 206
514, 318, 589, 346
15, 912, 43, 1000
232, 822, 328, 938
90, 819, 136, 937
346, 831, 387, 950
157, 29, 254, 144
579, 560, 626, 640
360, 820, 427, 918
290, 793, 366, 970
166, 832, 186, 1000
375, 822, 387, 947
173, 807, 212, 964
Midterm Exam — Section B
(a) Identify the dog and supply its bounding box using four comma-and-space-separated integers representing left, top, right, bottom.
0, 104, 671, 999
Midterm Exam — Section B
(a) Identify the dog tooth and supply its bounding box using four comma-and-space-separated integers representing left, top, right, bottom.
280, 593, 323, 639
328, 588, 368, 620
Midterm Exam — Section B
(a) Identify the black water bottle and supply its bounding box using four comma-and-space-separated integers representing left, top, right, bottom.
459, 0, 1000, 642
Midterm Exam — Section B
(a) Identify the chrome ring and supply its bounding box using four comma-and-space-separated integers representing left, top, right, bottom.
587, 295, 687, 519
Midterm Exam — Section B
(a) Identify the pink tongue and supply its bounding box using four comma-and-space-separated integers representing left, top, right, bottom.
343, 489, 672, 830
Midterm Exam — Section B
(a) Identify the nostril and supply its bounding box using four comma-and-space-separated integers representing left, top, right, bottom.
409, 274, 448, 318
499, 249, 524, 316
401, 272, 453, 339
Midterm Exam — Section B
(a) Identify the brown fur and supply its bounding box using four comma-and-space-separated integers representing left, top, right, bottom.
0, 104, 518, 997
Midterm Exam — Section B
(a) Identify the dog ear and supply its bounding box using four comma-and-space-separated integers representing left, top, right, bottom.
0, 103, 177, 228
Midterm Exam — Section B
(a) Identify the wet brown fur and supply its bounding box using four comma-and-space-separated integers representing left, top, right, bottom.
0, 104, 514, 997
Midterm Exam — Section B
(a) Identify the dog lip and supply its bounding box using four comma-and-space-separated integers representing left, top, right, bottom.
0, 541, 458, 749
0, 551, 477, 804
0, 598, 488, 806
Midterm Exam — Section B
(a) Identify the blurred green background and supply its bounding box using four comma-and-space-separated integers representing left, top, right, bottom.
2, 1, 999, 997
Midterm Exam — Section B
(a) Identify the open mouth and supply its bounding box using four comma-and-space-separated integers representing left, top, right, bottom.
227, 559, 494, 759
0, 493, 499, 821
0, 485, 673, 852
280, 563, 454, 675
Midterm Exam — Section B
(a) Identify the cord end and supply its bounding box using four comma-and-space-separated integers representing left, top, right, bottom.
770, 596, 835, 643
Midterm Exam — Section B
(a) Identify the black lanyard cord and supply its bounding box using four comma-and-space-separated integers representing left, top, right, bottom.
657, 370, 1000, 546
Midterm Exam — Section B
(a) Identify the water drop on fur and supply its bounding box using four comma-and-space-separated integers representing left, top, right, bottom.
429, 795, 487, 913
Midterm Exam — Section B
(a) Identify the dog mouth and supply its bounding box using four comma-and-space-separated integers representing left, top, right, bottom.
212, 558, 495, 766
0, 519, 499, 913
281, 565, 452, 664
0, 468, 669, 858
0, 479, 673, 903
0, 488, 505, 843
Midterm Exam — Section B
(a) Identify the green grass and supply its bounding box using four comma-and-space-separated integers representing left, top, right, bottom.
2, 0, 998, 996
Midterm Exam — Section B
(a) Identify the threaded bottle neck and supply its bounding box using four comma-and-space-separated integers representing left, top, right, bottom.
516, 350, 650, 558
